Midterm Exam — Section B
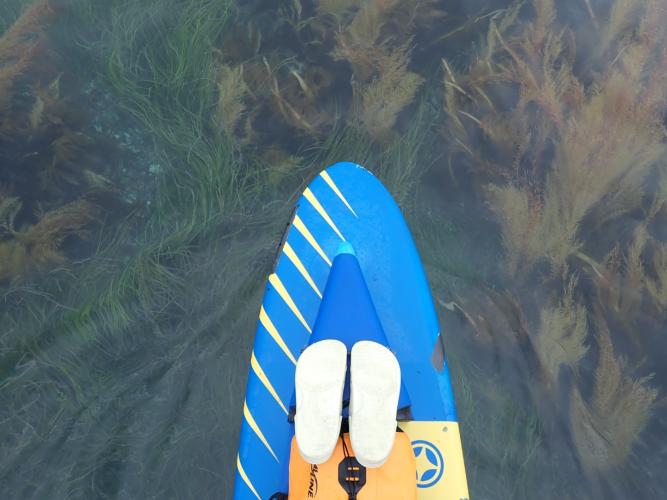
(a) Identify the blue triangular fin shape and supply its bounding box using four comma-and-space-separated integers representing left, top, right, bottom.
309, 249, 411, 410
310, 252, 386, 349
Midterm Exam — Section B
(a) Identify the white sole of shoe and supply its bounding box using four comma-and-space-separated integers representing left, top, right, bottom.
349, 341, 401, 468
294, 339, 348, 464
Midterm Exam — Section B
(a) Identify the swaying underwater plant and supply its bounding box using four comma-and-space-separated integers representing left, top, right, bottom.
213, 3, 340, 149
0, 0, 134, 284
216, 0, 438, 151
213, 64, 248, 139
0, 196, 99, 282
439, 0, 664, 493
569, 321, 658, 476
534, 277, 589, 391
645, 244, 667, 311
625, 176, 667, 314
0, 0, 55, 112
355, 40, 424, 142
331, 0, 425, 141
444, 0, 667, 276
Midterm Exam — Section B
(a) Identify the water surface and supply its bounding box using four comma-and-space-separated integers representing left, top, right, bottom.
1, 0, 666, 498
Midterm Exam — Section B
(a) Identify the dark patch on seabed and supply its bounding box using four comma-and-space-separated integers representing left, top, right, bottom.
1, 0, 666, 498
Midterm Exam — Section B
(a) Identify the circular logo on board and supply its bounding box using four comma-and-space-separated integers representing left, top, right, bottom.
412, 440, 444, 488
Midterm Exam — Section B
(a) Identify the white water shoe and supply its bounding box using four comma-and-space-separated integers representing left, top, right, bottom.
294, 339, 348, 464
349, 341, 401, 468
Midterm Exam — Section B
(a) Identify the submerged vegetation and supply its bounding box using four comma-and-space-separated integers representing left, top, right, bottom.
445, 0, 667, 274
0, 0, 665, 498
0, 1, 138, 283
441, 0, 666, 496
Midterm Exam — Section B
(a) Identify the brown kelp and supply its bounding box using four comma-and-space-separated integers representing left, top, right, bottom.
0, 0, 135, 283
330, 0, 425, 141
440, 0, 665, 495
445, 0, 667, 275
0, 1, 54, 111
570, 320, 658, 477
0, 197, 99, 281
534, 277, 589, 391
213, 64, 248, 138
215, 0, 452, 152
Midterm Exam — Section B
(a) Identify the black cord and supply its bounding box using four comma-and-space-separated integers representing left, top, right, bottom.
340, 433, 357, 500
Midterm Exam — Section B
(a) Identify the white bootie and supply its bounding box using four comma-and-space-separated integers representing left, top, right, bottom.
294, 339, 348, 464
349, 341, 401, 468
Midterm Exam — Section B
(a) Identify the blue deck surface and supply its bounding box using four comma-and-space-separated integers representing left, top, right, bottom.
234, 163, 458, 499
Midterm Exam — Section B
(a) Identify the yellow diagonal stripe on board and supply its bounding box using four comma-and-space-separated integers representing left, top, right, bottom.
244, 401, 279, 462
237, 455, 261, 500
320, 171, 358, 217
259, 306, 297, 365
292, 215, 332, 266
283, 242, 322, 298
251, 351, 288, 415
269, 273, 312, 333
303, 188, 345, 240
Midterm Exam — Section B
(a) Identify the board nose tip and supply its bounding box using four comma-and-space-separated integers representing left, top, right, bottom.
336, 241, 356, 256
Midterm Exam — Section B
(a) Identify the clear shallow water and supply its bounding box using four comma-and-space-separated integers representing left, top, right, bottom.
1, 0, 666, 498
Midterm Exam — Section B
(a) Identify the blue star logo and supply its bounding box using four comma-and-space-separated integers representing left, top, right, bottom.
412, 440, 444, 488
